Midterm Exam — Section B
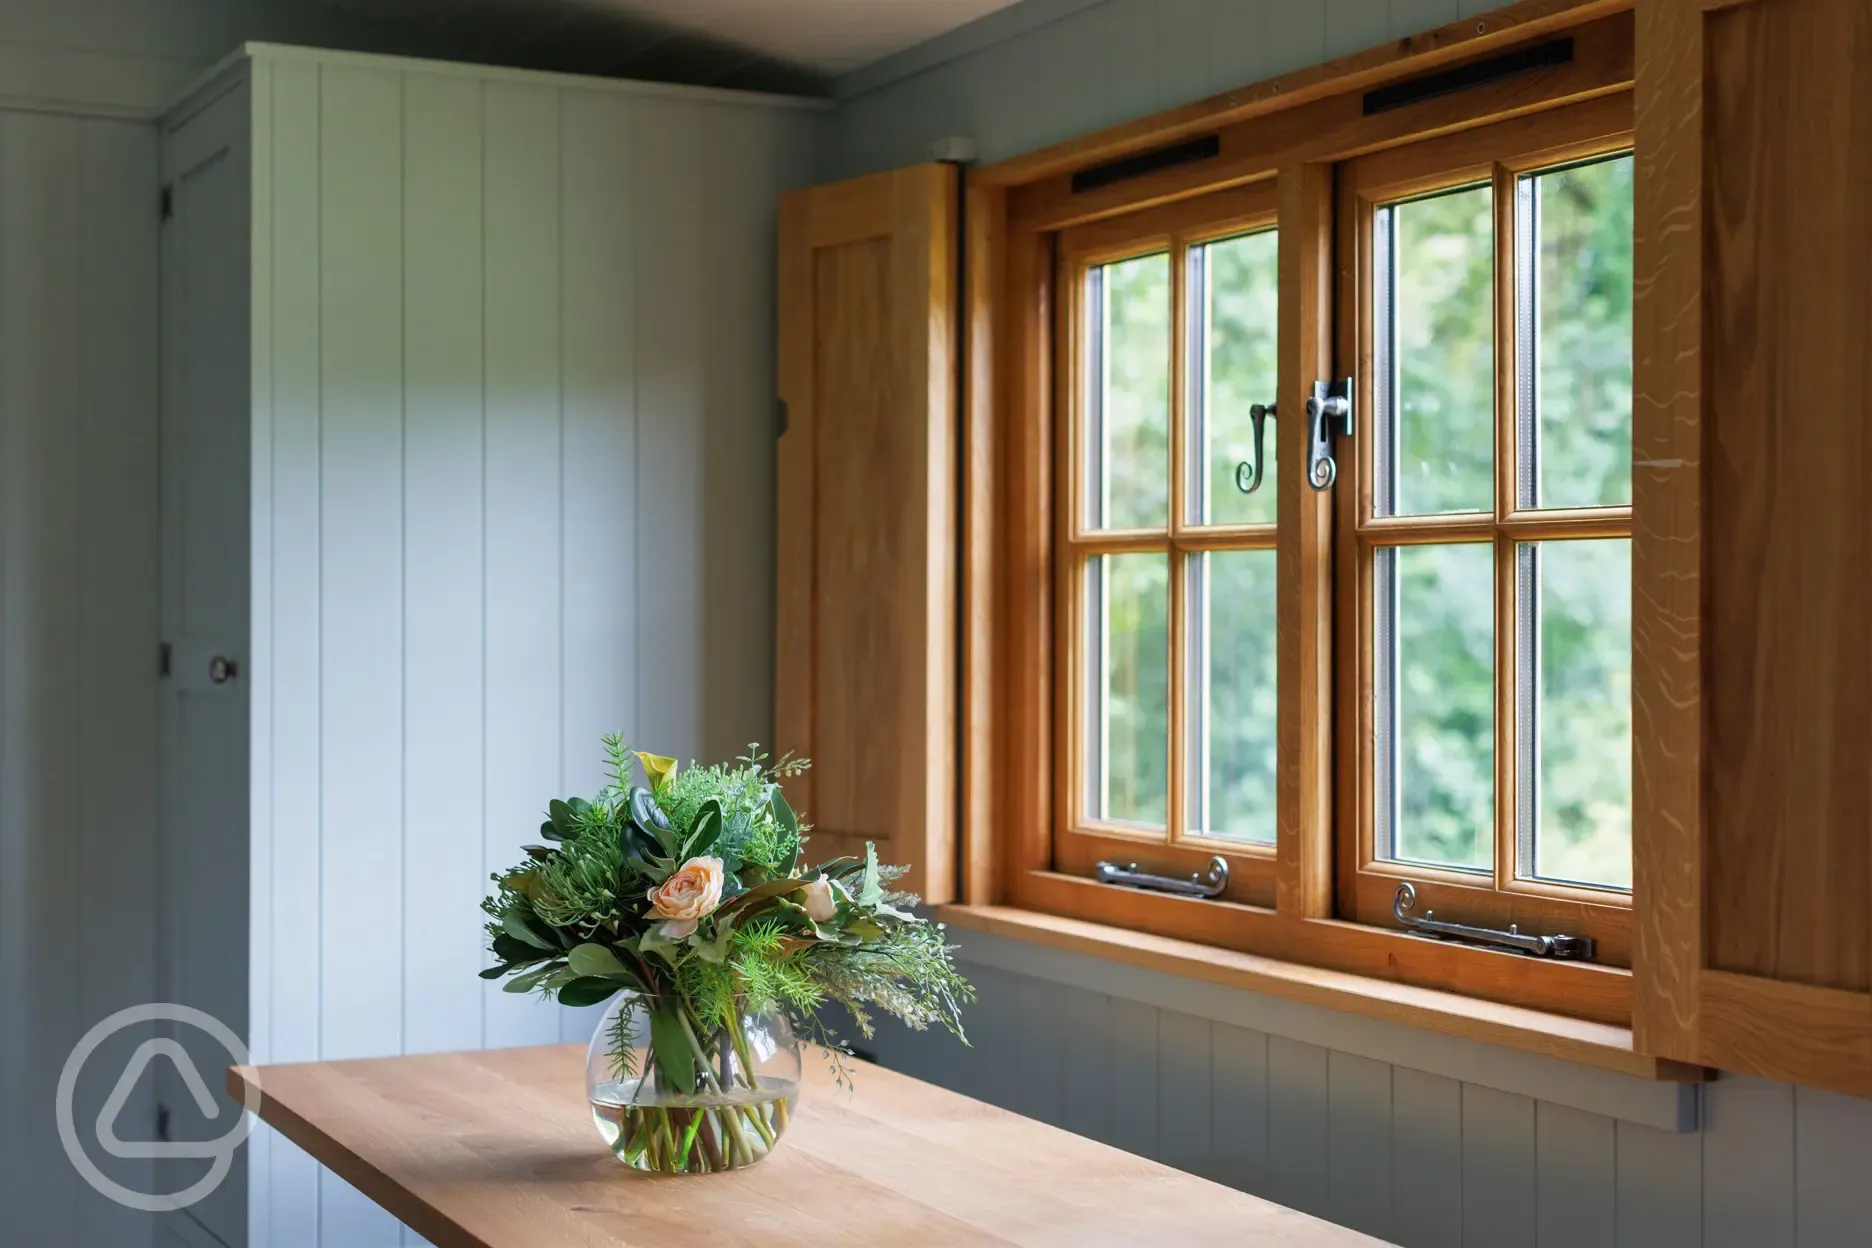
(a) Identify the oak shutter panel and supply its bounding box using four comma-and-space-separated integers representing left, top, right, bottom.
775, 164, 959, 904
1633, 0, 1872, 1095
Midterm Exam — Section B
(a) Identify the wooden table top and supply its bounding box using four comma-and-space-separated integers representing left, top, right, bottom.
229, 1044, 1385, 1247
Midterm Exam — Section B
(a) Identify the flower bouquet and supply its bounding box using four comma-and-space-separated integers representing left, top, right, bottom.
481, 736, 972, 1174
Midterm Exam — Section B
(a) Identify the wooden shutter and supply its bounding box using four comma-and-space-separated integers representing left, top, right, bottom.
1633, 0, 1872, 1095
775, 164, 959, 904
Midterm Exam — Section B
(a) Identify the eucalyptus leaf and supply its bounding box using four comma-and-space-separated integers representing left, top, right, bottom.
538, 819, 564, 843
548, 798, 578, 837
649, 1008, 697, 1095
502, 911, 556, 951
477, 964, 510, 980
567, 796, 591, 815
690, 918, 737, 965
556, 976, 621, 1009
490, 931, 547, 965
568, 943, 630, 979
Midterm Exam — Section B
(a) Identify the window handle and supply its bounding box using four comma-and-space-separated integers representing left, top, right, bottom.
1306, 377, 1355, 489
1095, 855, 1229, 899
1391, 882, 1595, 960
1235, 402, 1275, 495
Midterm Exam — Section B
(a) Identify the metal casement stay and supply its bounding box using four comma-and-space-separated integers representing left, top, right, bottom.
1391, 881, 1595, 960
1095, 855, 1230, 899
1306, 377, 1354, 490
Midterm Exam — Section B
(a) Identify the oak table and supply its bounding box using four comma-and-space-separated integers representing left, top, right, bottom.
229, 1044, 1387, 1246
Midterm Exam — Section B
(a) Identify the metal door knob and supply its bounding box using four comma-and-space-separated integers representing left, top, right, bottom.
209, 656, 239, 684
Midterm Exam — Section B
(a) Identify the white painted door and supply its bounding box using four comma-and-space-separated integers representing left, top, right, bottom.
157, 77, 251, 1248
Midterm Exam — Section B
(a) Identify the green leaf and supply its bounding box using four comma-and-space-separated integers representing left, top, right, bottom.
548, 798, 578, 837
556, 976, 621, 1009
568, 943, 630, 979
503, 962, 564, 994
490, 931, 548, 965
638, 923, 683, 965
690, 918, 737, 965
858, 842, 884, 907
538, 819, 564, 843
567, 796, 592, 815
683, 799, 724, 859
478, 964, 510, 980
502, 911, 556, 950
716, 874, 807, 918
649, 1008, 697, 1095
770, 790, 800, 873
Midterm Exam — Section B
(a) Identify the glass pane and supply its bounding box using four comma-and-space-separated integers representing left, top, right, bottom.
1375, 542, 1495, 871
1085, 552, 1168, 827
1520, 154, 1634, 509
1186, 550, 1277, 843
1193, 230, 1279, 527
1376, 185, 1496, 517
1524, 539, 1632, 889
1086, 253, 1170, 530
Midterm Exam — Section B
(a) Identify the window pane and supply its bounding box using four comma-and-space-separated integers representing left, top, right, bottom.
1375, 186, 1496, 517
1519, 154, 1634, 509
1522, 539, 1632, 889
1086, 253, 1170, 530
1193, 230, 1279, 527
1186, 549, 1277, 843
1376, 542, 1495, 871
1085, 552, 1168, 827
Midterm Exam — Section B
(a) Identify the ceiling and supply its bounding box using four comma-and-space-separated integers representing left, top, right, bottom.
311, 0, 1026, 94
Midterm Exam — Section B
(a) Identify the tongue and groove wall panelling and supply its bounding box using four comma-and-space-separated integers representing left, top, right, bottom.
189, 48, 825, 1247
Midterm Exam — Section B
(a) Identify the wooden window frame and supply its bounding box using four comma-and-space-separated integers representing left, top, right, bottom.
964, 2, 1651, 1030
1335, 97, 1637, 962
1051, 183, 1284, 907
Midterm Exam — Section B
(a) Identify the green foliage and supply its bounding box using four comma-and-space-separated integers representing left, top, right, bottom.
482, 735, 972, 1093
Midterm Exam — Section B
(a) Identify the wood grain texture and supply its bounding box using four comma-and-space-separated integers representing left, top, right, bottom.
1700, 0, 1872, 993
962, 182, 1004, 904
1276, 163, 1335, 920
228, 1046, 1383, 1247
1632, 0, 1872, 1095
1628, 0, 1706, 1065
775, 164, 958, 903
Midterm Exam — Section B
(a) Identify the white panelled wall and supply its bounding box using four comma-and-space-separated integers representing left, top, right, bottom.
159, 48, 823, 1248
833, 2, 1872, 1247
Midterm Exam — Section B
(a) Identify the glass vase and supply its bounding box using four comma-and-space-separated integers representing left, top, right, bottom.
584, 991, 803, 1174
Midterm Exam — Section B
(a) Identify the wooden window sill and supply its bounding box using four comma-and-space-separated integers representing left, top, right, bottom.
933, 903, 1706, 1085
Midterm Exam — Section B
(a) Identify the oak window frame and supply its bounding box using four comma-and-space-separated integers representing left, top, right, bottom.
1335, 98, 1638, 964
965, 5, 1646, 1029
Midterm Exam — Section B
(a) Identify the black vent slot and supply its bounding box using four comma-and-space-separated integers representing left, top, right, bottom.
1363, 37, 1573, 115
1072, 135, 1221, 194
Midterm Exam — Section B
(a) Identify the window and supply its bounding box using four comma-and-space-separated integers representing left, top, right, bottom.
1337, 104, 1635, 956
1053, 185, 1282, 902
985, 25, 1642, 1023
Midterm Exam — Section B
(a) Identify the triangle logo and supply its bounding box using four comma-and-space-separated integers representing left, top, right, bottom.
95, 1038, 223, 1160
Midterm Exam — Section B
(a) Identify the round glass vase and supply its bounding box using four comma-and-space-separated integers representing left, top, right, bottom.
584, 991, 802, 1174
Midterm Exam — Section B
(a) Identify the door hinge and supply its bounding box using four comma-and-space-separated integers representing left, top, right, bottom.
159, 641, 172, 678
1392, 881, 1594, 959
160, 185, 173, 222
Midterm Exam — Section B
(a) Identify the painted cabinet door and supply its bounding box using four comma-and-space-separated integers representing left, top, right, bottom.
1633, 0, 1872, 1096
775, 164, 958, 903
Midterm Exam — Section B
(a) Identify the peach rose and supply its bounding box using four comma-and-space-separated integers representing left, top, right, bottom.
649, 856, 725, 939
799, 874, 840, 924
